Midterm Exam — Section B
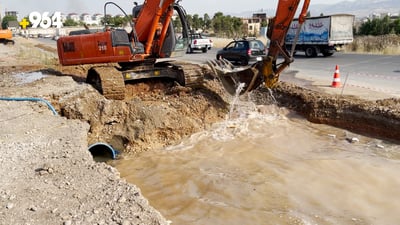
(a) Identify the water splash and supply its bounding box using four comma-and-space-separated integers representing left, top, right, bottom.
267, 88, 278, 104
169, 83, 283, 143
14, 72, 47, 84
228, 83, 245, 119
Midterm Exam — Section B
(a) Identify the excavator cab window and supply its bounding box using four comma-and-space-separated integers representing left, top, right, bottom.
111, 29, 130, 46
111, 29, 144, 54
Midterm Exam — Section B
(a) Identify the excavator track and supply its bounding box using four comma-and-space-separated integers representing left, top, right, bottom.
169, 61, 204, 87
87, 66, 125, 100
86, 62, 204, 100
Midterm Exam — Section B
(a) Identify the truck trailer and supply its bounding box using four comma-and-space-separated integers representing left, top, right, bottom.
285, 14, 354, 57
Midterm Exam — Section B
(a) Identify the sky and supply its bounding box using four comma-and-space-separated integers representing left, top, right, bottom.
1, 0, 348, 19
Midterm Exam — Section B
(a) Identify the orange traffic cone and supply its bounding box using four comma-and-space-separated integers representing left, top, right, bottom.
331, 65, 341, 88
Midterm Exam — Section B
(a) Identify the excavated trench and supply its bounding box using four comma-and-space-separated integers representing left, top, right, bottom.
54, 67, 400, 155
3, 65, 400, 156
273, 83, 400, 142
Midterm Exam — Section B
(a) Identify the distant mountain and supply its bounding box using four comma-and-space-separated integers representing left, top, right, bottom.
310, 0, 400, 18
234, 0, 400, 19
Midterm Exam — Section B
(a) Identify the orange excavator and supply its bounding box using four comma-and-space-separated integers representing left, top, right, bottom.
57, 0, 310, 99
0, 29, 15, 45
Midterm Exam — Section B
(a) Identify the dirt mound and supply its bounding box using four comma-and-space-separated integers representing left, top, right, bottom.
57, 75, 228, 154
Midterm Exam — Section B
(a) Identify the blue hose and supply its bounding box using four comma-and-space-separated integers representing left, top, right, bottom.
0, 97, 58, 116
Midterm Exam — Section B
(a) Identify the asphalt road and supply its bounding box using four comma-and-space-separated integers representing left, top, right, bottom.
287, 52, 400, 97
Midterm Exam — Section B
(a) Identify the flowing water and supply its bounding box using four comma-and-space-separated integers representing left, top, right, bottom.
14, 71, 47, 84
113, 91, 400, 225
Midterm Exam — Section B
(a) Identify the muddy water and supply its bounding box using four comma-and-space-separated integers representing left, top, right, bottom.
114, 103, 400, 225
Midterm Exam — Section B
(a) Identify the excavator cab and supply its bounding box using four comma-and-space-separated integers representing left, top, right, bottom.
162, 3, 192, 57
132, 1, 191, 58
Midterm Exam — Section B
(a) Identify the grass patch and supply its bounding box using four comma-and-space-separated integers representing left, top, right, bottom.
344, 34, 400, 55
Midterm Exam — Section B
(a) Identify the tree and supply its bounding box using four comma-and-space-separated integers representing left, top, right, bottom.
101, 15, 113, 26
113, 16, 128, 27
203, 13, 211, 30
260, 20, 268, 27
231, 17, 243, 37
63, 18, 79, 27
1, 15, 17, 29
172, 16, 182, 33
186, 14, 193, 31
192, 14, 202, 31
184, 12, 243, 37
358, 16, 398, 35
393, 18, 400, 34
212, 12, 224, 34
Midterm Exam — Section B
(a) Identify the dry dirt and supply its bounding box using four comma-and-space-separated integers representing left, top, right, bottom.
0, 37, 399, 225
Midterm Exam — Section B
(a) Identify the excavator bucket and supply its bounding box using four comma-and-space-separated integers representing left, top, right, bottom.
207, 59, 263, 96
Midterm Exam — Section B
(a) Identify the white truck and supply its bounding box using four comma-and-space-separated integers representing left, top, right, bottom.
285, 14, 354, 57
187, 33, 213, 53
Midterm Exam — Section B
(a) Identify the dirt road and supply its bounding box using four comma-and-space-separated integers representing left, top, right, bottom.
0, 37, 399, 225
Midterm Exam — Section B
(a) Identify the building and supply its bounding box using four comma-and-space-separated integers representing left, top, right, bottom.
5, 10, 18, 18
68, 13, 80, 22
241, 13, 269, 36
81, 13, 91, 24
92, 13, 103, 25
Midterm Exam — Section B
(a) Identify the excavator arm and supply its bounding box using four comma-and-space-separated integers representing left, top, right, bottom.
261, 0, 310, 87
209, 0, 311, 95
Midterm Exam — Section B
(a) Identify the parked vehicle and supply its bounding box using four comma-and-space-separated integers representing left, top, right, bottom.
216, 38, 266, 65
285, 14, 354, 57
187, 33, 212, 53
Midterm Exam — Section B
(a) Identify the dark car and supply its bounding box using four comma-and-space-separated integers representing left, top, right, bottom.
216, 38, 267, 65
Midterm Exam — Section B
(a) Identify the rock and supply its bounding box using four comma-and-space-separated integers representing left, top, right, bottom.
6, 203, 14, 209
346, 137, 360, 143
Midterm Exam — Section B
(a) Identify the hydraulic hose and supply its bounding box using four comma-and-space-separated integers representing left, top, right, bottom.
0, 97, 58, 116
